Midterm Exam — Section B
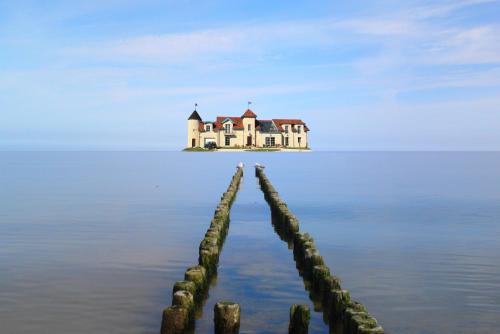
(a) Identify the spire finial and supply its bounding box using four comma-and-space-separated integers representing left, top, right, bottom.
248, 101, 252, 109
194, 103, 198, 111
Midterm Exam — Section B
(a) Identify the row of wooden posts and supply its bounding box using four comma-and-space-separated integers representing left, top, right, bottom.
161, 167, 244, 334
161, 166, 384, 333
256, 166, 385, 334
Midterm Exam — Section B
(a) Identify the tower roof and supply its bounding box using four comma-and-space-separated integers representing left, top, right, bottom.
241, 109, 257, 118
188, 110, 202, 121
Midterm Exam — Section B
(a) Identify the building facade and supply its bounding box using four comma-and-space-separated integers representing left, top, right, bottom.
187, 108, 310, 149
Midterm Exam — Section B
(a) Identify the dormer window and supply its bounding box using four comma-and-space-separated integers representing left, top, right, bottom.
225, 123, 231, 134
205, 124, 211, 132
285, 125, 289, 133
297, 125, 301, 134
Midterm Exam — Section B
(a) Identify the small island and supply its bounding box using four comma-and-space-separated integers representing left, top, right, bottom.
186, 106, 310, 151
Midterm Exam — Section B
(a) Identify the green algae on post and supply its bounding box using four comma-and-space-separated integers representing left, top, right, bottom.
289, 304, 310, 334
160, 306, 191, 334
172, 290, 194, 313
312, 265, 331, 295
172, 281, 197, 299
214, 301, 241, 334
184, 265, 207, 291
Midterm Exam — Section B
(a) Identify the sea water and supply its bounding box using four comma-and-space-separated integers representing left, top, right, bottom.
1, 152, 499, 333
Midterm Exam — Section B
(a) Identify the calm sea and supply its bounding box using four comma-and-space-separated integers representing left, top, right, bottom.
1, 152, 499, 333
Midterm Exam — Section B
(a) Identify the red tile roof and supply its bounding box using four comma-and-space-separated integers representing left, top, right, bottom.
195, 113, 310, 132
241, 109, 257, 118
214, 116, 244, 130
272, 119, 309, 132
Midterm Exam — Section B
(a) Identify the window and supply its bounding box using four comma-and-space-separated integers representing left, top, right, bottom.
265, 137, 275, 147
225, 136, 230, 146
205, 125, 211, 132
297, 126, 301, 134
284, 125, 289, 133
248, 124, 251, 131
225, 124, 231, 134
298, 137, 302, 145
285, 137, 289, 146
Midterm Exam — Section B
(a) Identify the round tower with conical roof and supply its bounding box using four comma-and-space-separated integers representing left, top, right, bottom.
187, 109, 202, 148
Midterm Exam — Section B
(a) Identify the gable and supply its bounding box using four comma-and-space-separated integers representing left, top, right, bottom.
273, 119, 310, 132
214, 116, 244, 130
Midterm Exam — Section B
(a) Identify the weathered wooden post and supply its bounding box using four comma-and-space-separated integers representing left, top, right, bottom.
172, 281, 197, 300
327, 289, 350, 318
303, 248, 324, 277
312, 265, 331, 295
214, 301, 241, 334
343, 301, 384, 334
289, 304, 310, 334
184, 265, 207, 292
160, 306, 190, 334
172, 290, 194, 313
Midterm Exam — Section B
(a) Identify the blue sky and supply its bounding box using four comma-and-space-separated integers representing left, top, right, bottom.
1, 0, 499, 150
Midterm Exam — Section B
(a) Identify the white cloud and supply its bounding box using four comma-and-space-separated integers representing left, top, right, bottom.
422, 26, 500, 65
65, 19, 338, 64
409, 0, 497, 19
405, 66, 500, 91
104, 30, 243, 62
104, 82, 334, 102
335, 19, 417, 36
64, 2, 500, 69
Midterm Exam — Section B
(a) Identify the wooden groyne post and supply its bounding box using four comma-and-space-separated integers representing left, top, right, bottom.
214, 301, 241, 334
289, 304, 310, 334
161, 167, 244, 334
255, 166, 385, 334
160, 306, 190, 334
